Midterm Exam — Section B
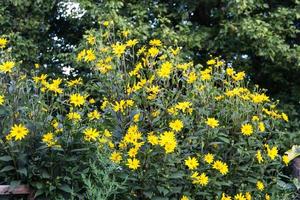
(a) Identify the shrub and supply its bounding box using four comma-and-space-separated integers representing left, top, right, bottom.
73, 23, 297, 199
0, 21, 297, 200
0, 38, 123, 199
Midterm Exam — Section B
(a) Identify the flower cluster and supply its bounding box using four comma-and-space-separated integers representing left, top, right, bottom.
0, 25, 294, 200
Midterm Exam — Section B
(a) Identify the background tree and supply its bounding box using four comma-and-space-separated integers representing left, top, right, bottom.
0, 0, 299, 127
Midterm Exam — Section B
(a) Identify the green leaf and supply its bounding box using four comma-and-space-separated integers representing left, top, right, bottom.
34, 189, 44, 198
59, 184, 73, 194
157, 186, 169, 196
219, 136, 230, 144
17, 168, 27, 176
0, 155, 12, 162
169, 171, 184, 179
10, 180, 21, 188
0, 165, 14, 173
143, 191, 153, 198
277, 180, 294, 190
70, 148, 89, 152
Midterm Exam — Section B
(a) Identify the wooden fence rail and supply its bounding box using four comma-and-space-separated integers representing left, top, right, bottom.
0, 185, 34, 200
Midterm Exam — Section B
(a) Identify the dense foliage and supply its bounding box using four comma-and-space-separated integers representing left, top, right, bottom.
0, 0, 299, 120
0, 40, 122, 199
0, 0, 299, 199
0, 23, 298, 199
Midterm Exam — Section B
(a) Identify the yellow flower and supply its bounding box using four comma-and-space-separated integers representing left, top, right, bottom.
87, 34, 96, 45
226, 68, 235, 76
103, 129, 112, 138
42, 132, 59, 147
206, 117, 219, 128
102, 21, 110, 27
124, 125, 142, 145
9, 124, 29, 141
148, 47, 159, 57
169, 119, 184, 132
203, 153, 214, 164
77, 49, 86, 61
256, 180, 264, 191
212, 160, 229, 175
42, 132, 54, 144
51, 120, 59, 129
232, 71, 246, 81
67, 112, 81, 122
110, 151, 122, 163
113, 99, 134, 113
175, 101, 192, 112
0, 95, 5, 105
186, 71, 197, 84
6, 133, 13, 141
0, 38, 8, 48
266, 146, 278, 160
234, 193, 246, 200
45, 78, 63, 94
157, 61, 172, 78
159, 131, 177, 153
137, 46, 146, 56
184, 156, 199, 170
245, 192, 251, 200
101, 99, 109, 110
85, 49, 96, 62
128, 147, 139, 158
67, 78, 83, 87
251, 93, 270, 104
191, 172, 209, 186
121, 30, 130, 38
83, 128, 100, 142
147, 85, 160, 100
0, 61, 15, 73
256, 150, 264, 163
265, 194, 270, 200
109, 141, 115, 148
282, 155, 289, 166
88, 110, 101, 120
258, 122, 265, 132
281, 113, 288, 122
147, 133, 159, 145
149, 39, 162, 46
112, 43, 126, 57
89, 98, 96, 104
221, 193, 232, 200
207, 59, 216, 65
171, 47, 180, 55
200, 68, 212, 81
33, 74, 48, 84
70, 93, 85, 107
181, 195, 189, 200
241, 123, 253, 136
126, 39, 138, 47
126, 158, 140, 170
133, 113, 140, 122
252, 116, 259, 121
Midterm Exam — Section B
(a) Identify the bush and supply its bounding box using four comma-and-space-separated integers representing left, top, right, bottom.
74, 23, 297, 199
0, 38, 123, 199
0, 21, 297, 200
